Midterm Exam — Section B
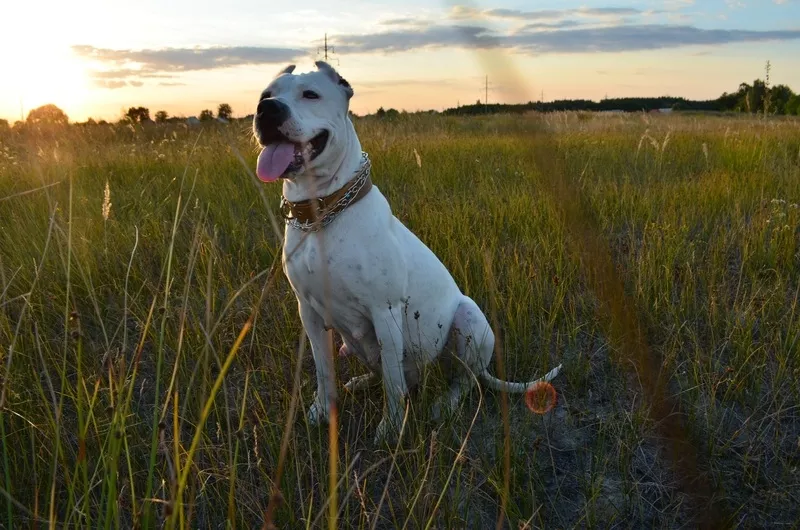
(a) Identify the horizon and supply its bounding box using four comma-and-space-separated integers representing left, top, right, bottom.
2, 0, 799, 123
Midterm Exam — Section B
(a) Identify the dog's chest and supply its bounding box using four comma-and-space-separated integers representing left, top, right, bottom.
283, 230, 371, 321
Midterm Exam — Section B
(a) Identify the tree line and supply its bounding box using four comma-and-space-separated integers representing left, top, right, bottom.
123, 103, 233, 124
442, 77, 800, 117
0, 103, 236, 131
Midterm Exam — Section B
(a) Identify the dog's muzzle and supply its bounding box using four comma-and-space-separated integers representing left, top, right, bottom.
254, 98, 290, 140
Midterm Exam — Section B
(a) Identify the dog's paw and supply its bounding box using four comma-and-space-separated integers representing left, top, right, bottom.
307, 399, 329, 426
343, 373, 378, 393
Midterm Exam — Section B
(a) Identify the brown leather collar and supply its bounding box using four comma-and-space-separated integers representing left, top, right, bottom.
280, 167, 373, 230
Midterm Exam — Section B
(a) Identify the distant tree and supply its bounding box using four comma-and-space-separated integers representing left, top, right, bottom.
747, 79, 768, 114
155, 110, 168, 123
717, 91, 739, 112
199, 109, 214, 121
385, 108, 400, 119
769, 84, 795, 115
217, 103, 232, 120
27, 104, 69, 126
376, 107, 386, 118
98, 119, 108, 125
0, 118, 8, 130
731, 83, 750, 112
85, 118, 96, 126
125, 106, 150, 123
787, 94, 800, 116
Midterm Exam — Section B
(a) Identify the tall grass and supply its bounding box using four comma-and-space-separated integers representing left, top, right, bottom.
0, 111, 799, 528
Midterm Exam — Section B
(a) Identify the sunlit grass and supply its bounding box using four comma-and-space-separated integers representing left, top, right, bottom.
0, 111, 799, 528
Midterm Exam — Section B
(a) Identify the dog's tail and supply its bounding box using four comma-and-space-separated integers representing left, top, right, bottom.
479, 363, 563, 393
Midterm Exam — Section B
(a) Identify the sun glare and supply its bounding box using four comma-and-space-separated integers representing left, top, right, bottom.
7, 46, 90, 122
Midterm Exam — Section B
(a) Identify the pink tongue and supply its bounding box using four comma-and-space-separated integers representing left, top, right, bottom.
256, 143, 296, 182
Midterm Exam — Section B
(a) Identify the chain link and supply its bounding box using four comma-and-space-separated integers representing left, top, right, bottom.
284, 152, 372, 233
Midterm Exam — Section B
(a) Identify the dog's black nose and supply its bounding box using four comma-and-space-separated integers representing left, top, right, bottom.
256, 98, 290, 128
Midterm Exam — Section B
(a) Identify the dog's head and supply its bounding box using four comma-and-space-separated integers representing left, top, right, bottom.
253, 61, 354, 182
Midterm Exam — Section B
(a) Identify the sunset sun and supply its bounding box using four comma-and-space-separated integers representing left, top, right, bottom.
7, 46, 89, 120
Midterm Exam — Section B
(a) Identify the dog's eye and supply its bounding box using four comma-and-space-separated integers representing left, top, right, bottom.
303, 90, 320, 100
261, 91, 271, 99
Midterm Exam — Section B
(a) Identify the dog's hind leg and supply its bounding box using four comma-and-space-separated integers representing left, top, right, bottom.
431, 297, 494, 420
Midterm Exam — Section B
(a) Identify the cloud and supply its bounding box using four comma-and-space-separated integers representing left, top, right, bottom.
490, 7, 643, 19
450, 6, 647, 21
333, 25, 501, 54
516, 20, 584, 32
90, 68, 177, 80
73, 45, 307, 88
332, 23, 800, 55
380, 17, 432, 27
73, 45, 306, 72
94, 80, 128, 89
92, 79, 147, 89
514, 25, 800, 53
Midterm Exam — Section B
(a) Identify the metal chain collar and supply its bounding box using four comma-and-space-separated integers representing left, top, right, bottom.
283, 151, 372, 233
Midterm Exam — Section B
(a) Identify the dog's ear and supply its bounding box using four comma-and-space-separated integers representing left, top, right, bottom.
315, 60, 354, 100
275, 64, 296, 78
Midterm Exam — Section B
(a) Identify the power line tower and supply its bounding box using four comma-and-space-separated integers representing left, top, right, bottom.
317, 33, 339, 65
482, 75, 495, 112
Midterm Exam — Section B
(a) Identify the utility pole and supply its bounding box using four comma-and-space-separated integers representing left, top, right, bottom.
317, 33, 338, 64
483, 75, 493, 113
480, 75, 495, 112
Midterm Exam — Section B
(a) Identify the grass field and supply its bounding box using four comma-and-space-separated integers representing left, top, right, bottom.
1, 111, 799, 528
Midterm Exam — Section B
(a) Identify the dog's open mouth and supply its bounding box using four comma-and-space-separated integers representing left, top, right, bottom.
256, 130, 329, 182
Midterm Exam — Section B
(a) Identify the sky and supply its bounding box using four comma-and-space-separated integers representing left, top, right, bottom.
1, 0, 799, 122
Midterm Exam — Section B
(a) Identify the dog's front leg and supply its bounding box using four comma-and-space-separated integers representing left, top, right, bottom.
299, 302, 336, 426
371, 304, 408, 445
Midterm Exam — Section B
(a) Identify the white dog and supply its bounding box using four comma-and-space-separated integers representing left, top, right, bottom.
253, 61, 562, 444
